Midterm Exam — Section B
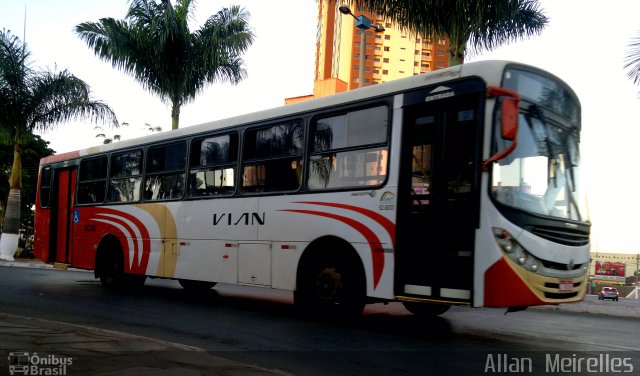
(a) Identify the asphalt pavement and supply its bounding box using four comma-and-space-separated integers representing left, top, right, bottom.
0, 259, 285, 375
1, 258, 638, 375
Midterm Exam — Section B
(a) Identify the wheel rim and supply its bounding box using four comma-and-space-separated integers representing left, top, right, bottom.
315, 267, 343, 302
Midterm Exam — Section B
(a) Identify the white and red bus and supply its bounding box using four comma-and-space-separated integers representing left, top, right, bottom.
34, 60, 590, 317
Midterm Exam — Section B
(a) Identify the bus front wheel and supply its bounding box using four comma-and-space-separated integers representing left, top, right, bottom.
295, 248, 366, 320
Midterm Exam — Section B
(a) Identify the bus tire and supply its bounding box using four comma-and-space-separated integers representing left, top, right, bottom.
96, 235, 146, 290
179, 279, 216, 291
402, 301, 450, 316
295, 242, 366, 321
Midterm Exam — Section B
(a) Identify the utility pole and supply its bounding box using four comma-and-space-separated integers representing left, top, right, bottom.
635, 253, 640, 300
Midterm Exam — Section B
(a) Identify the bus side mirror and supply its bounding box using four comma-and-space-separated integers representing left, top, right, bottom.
483, 86, 521, 171
501, 97, 518, 141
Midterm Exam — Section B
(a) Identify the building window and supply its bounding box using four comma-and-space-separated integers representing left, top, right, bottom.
384, 35, 391, 40
383, 58, 389, 63
384, 46, 390, 52
382, 69, 388, 75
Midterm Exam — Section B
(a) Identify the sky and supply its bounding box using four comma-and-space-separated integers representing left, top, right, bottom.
1, 0, 639, 253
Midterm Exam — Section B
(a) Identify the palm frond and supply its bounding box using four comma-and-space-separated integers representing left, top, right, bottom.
624, 31, 640, 90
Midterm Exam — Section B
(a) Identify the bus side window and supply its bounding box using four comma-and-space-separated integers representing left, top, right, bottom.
108, 150, 143, 203
308, 105, 388, 190
39, 166, 52, 208
77, 156, 108, 204
241, 122, 303, 193
188, 133, 238, 197
144, 142, 186, 201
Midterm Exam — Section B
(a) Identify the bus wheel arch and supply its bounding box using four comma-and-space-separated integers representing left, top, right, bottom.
295, 236, 367, 320
95, 234, 124, 288
94, 234, 146, 289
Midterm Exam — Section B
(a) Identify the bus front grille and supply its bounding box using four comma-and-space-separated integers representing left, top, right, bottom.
531, 225, 589, 247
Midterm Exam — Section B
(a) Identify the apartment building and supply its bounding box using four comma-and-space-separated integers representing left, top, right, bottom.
285, 0, 449, 104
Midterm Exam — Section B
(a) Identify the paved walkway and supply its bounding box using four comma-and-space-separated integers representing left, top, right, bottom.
0, 259, 284, 375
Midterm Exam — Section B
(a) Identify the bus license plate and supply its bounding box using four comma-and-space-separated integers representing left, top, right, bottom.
559, 279, 573, 292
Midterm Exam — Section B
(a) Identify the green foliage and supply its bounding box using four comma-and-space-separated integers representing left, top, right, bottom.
0, 28, 117, 253
0, 134, 54, 257
75, 0, 255, 129
354, 0, 548, 65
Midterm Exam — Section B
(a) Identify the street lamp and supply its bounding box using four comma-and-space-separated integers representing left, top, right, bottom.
338, 5, 385, 88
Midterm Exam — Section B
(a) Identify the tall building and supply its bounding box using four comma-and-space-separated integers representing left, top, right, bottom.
285, 0, 450, 104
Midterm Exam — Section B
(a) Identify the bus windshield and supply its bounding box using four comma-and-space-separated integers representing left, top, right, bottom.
491, 68, 587, 222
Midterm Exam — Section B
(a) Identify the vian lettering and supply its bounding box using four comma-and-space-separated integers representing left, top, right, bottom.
213, 212, 265, 226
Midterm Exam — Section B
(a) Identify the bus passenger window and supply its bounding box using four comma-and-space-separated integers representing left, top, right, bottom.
77, 156, 108, 204
241, 122, 303, 193
188, 133, 238, 197
308, 106, 388, 190
39, 166, 52, 208
108, 150, 142, 203
144, 142, 186, 201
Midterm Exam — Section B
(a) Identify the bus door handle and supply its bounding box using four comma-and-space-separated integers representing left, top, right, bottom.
351, 191, 376, 197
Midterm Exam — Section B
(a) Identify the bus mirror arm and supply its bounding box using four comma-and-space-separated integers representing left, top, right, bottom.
483, 86, 522, 171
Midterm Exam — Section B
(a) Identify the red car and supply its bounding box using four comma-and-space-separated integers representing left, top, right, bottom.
598, 287, 619, 301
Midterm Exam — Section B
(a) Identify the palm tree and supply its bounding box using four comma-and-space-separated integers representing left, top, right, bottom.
75, 0, 254, 130
354, 0, 548, 65
0, 29, 117, 261
625, 31, 640, 95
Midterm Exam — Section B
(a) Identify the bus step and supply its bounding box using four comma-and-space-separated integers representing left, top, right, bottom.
52, 262, 69, 270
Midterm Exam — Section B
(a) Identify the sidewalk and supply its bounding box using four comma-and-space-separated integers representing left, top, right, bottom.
0, 259, 284, 375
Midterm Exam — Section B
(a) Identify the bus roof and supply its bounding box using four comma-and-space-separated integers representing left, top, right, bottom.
42, 60, 522, 165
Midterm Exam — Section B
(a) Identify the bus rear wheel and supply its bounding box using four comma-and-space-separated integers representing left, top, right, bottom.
295, 249, 365, 321
402, 301, 450, 316
97, 237, 145, 290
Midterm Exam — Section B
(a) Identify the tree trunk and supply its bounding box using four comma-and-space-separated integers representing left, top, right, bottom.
0, 142, 22, 261
171, 101, 181, 130
448, 38, 466, 66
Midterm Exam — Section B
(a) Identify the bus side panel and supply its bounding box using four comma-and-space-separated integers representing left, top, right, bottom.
259, 193, 397, 299
33, 207, 50, 262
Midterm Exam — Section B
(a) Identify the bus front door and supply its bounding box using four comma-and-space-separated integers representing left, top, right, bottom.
48, 167, 76, 264
396, 85, 483, 305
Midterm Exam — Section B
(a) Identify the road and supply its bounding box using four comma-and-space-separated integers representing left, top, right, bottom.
1, 265, 639, 375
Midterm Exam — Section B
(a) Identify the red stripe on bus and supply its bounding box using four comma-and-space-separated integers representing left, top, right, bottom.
484, 257, 545, 307
293, 201, 396, 249
85, 208, 151, 274
281, 209, 385, 289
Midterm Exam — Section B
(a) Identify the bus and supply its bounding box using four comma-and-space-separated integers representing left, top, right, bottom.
33, 60, 590, 318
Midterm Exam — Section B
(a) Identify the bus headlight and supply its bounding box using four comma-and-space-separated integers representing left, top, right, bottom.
493, 228, 517, 253
493, 228, 540, 274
